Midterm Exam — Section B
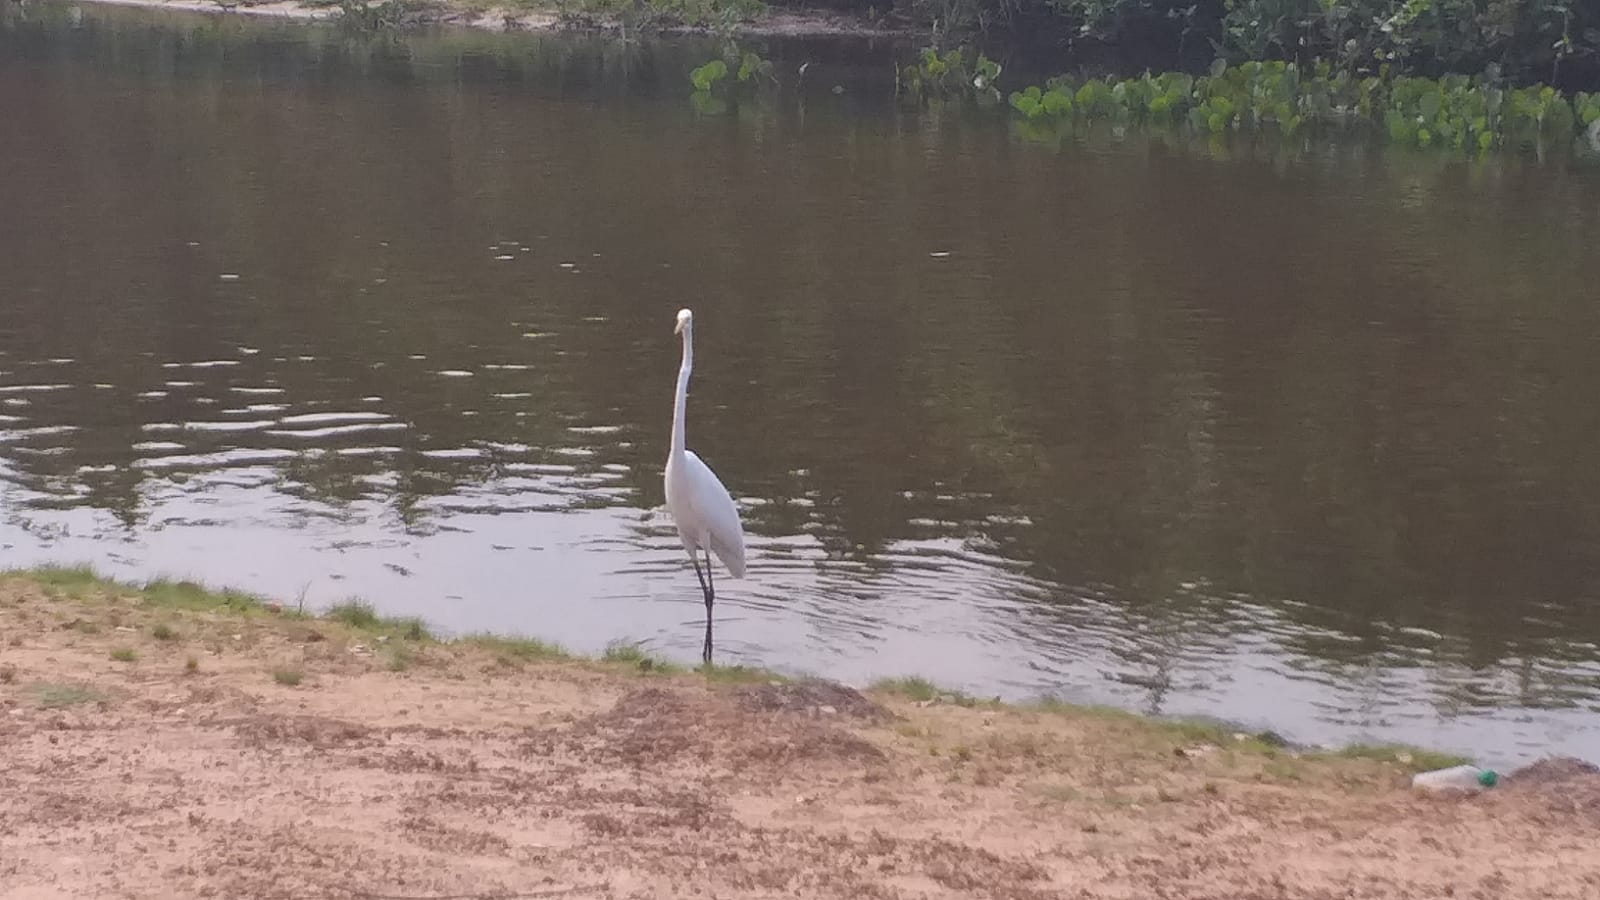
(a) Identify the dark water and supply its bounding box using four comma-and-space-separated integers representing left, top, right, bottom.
6, 2, 1600, 766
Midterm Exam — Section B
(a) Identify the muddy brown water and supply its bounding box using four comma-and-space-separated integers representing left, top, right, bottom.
4, 1, 1600, 766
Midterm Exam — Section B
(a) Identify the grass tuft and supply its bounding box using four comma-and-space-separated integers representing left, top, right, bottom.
325, 600, 433, 640
871, 675, 992, 707
698, 663, 787, 684
109, 647, 138, 663
602, 640, 678, 673
325, 599, 380, 629
1329, 743, 1471, 772
22, 563, 105, 590
871, 675, 940, 701
462, 634, 570, 666
142, 577, 266, 613
393, 617, 432, 641
29, 681, 104, 709
152, 623, 177, 641
271, 667, 304, 687
184, 655, 200, 674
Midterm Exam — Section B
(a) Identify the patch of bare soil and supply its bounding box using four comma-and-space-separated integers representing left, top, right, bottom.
1494, 756, 1600, 825
3, 578, 1600, 899
733, 677, 896, 722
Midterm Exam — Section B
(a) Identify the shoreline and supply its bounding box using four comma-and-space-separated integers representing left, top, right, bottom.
55, 0, 921, 39
0, 563, 1575, 769
4, 564, 1600, 898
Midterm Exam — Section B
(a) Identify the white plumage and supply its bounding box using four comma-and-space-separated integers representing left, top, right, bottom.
663, 308, 746, 664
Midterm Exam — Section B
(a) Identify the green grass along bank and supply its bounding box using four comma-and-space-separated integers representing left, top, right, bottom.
2, 563, 1475, 775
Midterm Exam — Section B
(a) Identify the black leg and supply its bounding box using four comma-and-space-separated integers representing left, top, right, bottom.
695, 547, 716, 665
692, 552, 709, 598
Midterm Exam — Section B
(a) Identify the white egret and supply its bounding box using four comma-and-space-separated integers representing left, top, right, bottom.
663, 307, 747, 665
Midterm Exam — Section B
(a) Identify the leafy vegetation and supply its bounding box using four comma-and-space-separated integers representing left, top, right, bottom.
997, 59, 1600, 151
1043, 0, 1600, 87
890, 0, 1597, 90
689, 43, 778, 114
896, 46, 1004, 100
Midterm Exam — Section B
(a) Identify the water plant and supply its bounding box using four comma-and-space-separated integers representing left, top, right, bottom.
896, 46, 1003, 101
689, 43, 777, 114
1003, 59, 1600, 153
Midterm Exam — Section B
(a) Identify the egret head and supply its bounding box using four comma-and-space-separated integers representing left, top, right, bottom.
674, 308, 693, 335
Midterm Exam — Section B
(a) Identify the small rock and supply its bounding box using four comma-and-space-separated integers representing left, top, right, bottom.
114, 626, 135, 633
818, 705, 837, 716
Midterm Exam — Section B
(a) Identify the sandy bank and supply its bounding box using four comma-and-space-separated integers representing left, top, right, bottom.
2, 569, 1599, 899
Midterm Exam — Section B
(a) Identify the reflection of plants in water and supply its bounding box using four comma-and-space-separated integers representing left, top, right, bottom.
304, 0, 443, 32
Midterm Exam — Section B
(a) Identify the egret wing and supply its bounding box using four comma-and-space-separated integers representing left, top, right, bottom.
681, 450, 747, 578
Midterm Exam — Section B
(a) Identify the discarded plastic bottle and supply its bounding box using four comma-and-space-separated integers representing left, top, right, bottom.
1411, 764, 1498, 795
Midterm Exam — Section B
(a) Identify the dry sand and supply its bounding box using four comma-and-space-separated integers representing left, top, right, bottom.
3, 574, 1600, 899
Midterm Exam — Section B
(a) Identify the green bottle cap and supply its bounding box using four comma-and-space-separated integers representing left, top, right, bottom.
1478, 769, 1498, 787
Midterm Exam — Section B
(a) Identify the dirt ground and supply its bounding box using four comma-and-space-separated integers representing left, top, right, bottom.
3, 577, 1600, 900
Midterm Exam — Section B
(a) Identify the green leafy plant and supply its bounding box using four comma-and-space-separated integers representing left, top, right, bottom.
1002, 58, 1597, 153
1046, 0, 1600, 87
898, 46, 1003, 102
688, 44, 778, 116
737, 50, 775, 85
690, 59, 729, 93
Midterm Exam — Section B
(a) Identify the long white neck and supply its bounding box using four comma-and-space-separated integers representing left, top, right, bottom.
670, 323, 692, 458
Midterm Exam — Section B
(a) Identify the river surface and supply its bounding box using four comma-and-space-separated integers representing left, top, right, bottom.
5, 1, 1600, 766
